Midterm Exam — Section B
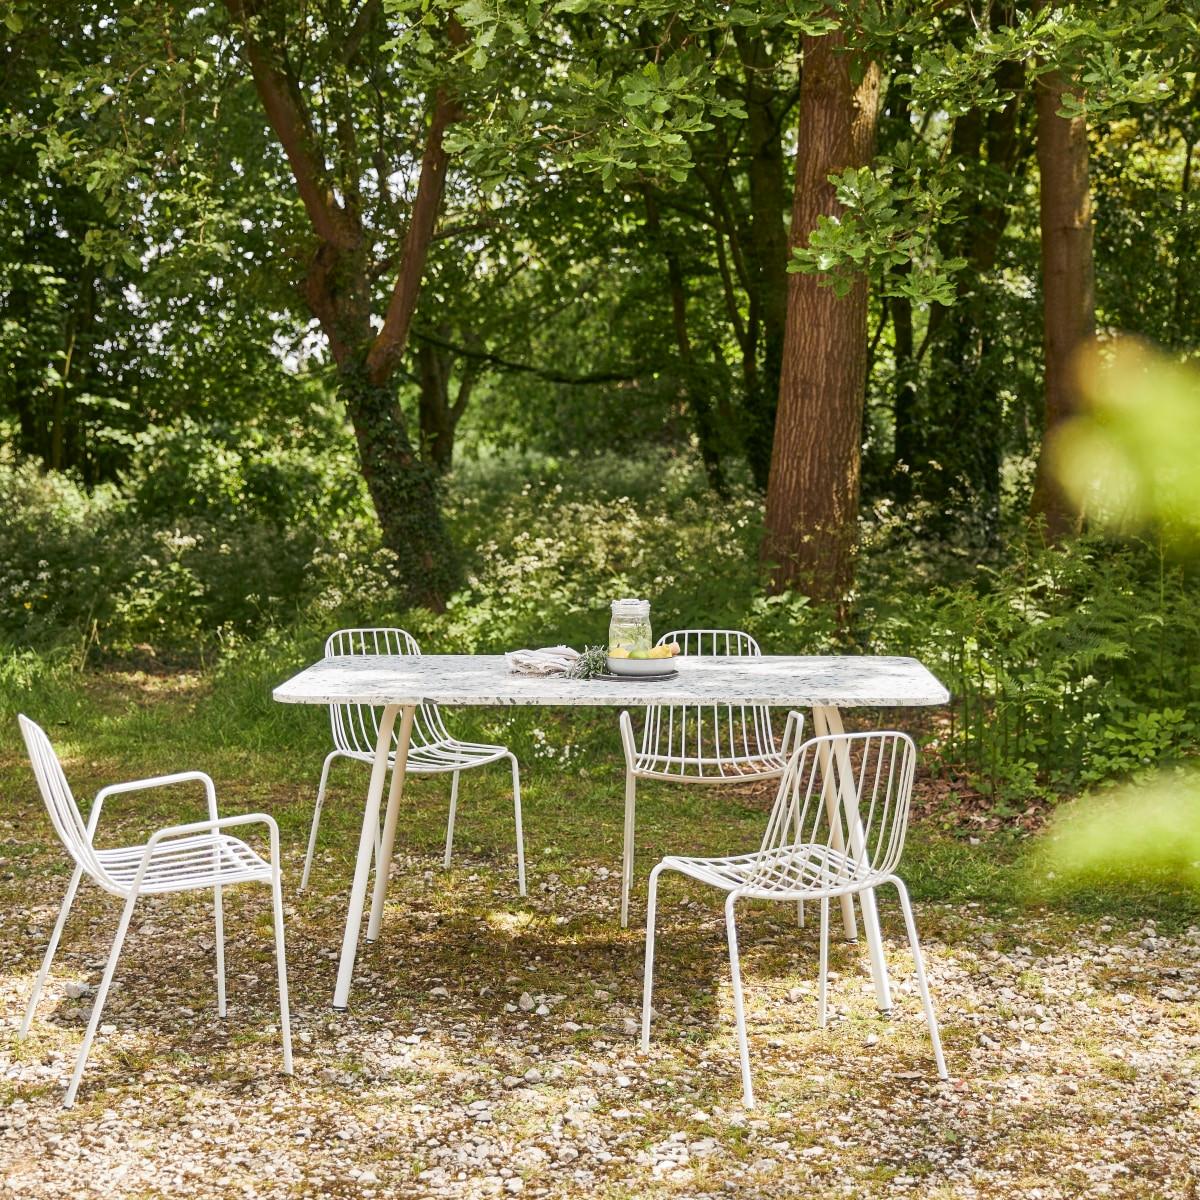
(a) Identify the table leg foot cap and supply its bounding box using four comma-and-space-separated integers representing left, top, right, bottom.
332, 1005, 348, 1013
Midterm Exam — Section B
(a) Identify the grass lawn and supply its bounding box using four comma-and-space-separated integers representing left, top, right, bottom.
2, 666, 1198, 1198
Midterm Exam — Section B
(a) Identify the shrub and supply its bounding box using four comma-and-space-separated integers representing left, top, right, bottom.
2, 440, 1196, 797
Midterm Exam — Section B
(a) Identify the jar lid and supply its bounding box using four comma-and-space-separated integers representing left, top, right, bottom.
611, 597, 650, 616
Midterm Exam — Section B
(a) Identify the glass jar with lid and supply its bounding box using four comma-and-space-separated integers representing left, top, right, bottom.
608, 598, 652, 654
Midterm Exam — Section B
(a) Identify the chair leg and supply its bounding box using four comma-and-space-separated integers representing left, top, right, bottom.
640, 864, 664, 1052
818, 895, 830, 1029
301, 751, 340, 892
271, 865, 294, 1076
724, 893, 754, 1109
443, 770, 460, 869
214, 882, 226, 1018
792, 791, 805, 929
620, 770, 637, 929
20, 865, 83, 1040
892, 878, 948, 1080
509, 755, 527, 897
64, 888, 138, 1109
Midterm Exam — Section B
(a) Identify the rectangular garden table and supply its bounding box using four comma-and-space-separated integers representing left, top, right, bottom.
273, 654, 949, 1011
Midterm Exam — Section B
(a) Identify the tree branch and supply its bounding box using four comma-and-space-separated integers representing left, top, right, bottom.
223, 0, 359, 252
341, 0, 382, 67
365, 17, 469, 385
413, 329, 641, 386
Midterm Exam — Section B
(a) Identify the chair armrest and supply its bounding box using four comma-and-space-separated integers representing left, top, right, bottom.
89, 771, 218, 836
146, 812, 279, 846
779, 710, 805, 758
126, 814, 281, 890
618, 710, 638, 766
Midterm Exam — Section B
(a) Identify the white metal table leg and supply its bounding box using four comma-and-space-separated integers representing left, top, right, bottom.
811, 706, 859, 942
620, 767, 637, 928
367, 704, 417, 944
332, 702, 401, 1010
812, 705, 894, 1013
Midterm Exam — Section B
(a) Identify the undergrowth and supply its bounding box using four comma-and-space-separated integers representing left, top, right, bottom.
2, 445, 1197, 802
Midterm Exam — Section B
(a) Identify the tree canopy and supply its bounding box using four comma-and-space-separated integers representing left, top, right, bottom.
1, 0, 1197, 604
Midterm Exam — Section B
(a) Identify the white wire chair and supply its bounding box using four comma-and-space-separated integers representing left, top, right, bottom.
641, 730, 947, 1108
16, 714, 293, 1108
617, 629, 803, 926
301, 627, 526, 895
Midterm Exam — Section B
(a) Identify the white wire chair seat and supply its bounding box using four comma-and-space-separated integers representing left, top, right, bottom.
654, 842, 875, 901
641, 730, 947, 1108
629, 744, 791, 781
327, 732, 512, 774
302, 627, 526, 894
94, 833, 271, 895
17, 714, 292, 1108
617, 628, 803, 926
624, 629, 796, 782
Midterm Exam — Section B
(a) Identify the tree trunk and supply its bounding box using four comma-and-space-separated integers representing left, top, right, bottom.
339, 354, 457, 602
888, 66, 918, 490
735, 29, 790, 491
417, 340, 453, 472
642, 188, 727, 494
892, 290, 917, 483
225, 0, 463, 607
1029, 66, 1094, 542
1172, 129, 1195, 343
762, 29, 881, 602
416, 336, 477, 473
919, 50, 1027, 519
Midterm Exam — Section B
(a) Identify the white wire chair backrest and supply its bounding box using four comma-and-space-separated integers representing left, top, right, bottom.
18, 714, 106, 885
638, 629, 779, 775
755, 731, 917, 894
324, 627, 454, 755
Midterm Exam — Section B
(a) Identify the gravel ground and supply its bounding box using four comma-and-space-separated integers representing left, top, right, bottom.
3, 838, 1199, 1200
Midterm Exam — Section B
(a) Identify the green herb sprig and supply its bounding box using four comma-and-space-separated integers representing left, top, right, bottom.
568, 645, 609, 680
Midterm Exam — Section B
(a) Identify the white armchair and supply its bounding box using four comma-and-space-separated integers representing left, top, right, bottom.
17, 714, 293, 1108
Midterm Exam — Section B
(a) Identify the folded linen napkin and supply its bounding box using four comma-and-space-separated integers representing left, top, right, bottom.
505, 645, 581, 676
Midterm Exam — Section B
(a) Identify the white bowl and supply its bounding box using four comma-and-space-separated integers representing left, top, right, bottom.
606, 655, 678, 677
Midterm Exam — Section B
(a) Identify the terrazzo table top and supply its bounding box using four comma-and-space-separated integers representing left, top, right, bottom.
273, 654, 949, 709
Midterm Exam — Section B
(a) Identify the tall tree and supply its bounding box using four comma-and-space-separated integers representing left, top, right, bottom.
414, 331, 480, 473
911, 52, 1029, 518
731, 27, 793, 490
222, 0, 461, 607
762, 27, 881, 602
1029, 61, 1094, 542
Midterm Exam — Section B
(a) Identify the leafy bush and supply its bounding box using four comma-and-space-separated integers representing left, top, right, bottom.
0, 416, 378, 658
874, 538, 1200, 800
2, 439, 1196, 798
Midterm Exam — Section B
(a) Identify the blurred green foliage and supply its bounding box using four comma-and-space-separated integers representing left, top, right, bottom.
1038, 775, 1200, 890
1030, 341, 1200, 889
1053, 339, 1200, 539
